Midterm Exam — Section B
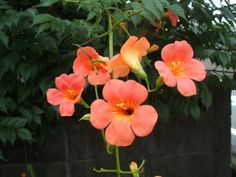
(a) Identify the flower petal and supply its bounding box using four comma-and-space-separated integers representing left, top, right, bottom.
120, 36, 149, 70
72, 56, 92, 77
107, 54, 130, 78
59, 102, 75, 117
184, 59, 206, 81
46, 88, 64, 105
131, 105, 158, 137
176, 77, 196, 96
103, 79, 124, 104
55, 74, 70, 91
72, 46, 98, 77
90, 99, 113, 129
132, 37, 150, 61
88, 71, 111, 85
155, 61, 176, 87
161, 41, 193, 63
121, 36, 138, 54
119, 80, 148, 106
105, 119, 135, 146
67, 74, 86, 90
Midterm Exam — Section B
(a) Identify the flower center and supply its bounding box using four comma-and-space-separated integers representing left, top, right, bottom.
92, 59, 108, 74
116, 103, 134, 116
168, 61, 185, 77
64, 89, 78, 100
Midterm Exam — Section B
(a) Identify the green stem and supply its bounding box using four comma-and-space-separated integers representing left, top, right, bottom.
94, 85, 99, 99
80, 98, 90, 109
108, 12, 113, 58
80, 32, 108, 46
111, 15, 130, 37
145, 76, 164, 93
115, 146, 121, 177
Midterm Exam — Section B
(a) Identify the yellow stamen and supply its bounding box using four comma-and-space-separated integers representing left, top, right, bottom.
64, 89, 78, 100
168, 61, 185, 77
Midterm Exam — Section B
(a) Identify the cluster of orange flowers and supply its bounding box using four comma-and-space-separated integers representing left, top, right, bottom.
46, 36, 206, 146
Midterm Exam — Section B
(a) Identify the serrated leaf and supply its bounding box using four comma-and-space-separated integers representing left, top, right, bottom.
79, 114, 90, 121
142, 0, 164, 19
0, 117, 28, 128
17, 128, 33, 141
35, 0, 60, 7
32, 106, 44, 115
221, 7, 235, 22
201, 85, 212, 109
0, 31, 8, 46
35, 23, 51, 37
190, 104, 200, 120
0, 150, 6, 161
32, 14, 52, 25
0, 128, 16, 145
168, 4, 186, 20
219, 52, 231, 67
156, 101, 169, 120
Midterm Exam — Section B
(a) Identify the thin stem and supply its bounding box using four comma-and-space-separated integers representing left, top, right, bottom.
111, 15, 130, 37
94, 85, 99, 99
80, 32, 108, 46
73, 43, 94, 59
145, 78, 151, 92
145, 77, 164, 93
80, 98, 90, 109
115, 146, 121, 177
112, 10, 143, 29
94, 168, 137, 174
108, 12, 113, 58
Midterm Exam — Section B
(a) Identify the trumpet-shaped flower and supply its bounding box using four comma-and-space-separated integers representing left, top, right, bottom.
73, 46, 111, 85
165, 10, 178, 27
108, 36, 150, 79
155, 41, 206, 96
46, 73, 85, 116
90, 79, 158, 147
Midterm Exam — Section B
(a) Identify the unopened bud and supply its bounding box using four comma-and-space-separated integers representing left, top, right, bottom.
148, 44, 159, 53
129, 161, 138, 171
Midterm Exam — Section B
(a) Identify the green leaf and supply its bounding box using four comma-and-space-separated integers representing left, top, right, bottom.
0, 31, 8, 46
156, 101, 170, 120
0, 150, 6, 161
32, 14, 53, 25
221, 7, 235, 22
168, 4, 186, 20
79, 114, 90, 121
142, 0, 164, 19
201, 85, 212, 109
219, 52, 231, 67
190, 104, 201, 120
0, 117, 28, 128
17, 128, 33, 141
0, 128, 16, 145
32, 106, 44, 115
35, 0, 60, 7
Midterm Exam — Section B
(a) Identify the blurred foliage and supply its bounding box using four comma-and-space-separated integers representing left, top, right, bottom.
0, 0, 235, 160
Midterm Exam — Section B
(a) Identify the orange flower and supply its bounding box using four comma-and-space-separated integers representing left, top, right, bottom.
90, 79, 158, 146
155, 41, 206, 96
73, 46, 111, 85
165, 10, 178, 27
108, 36, 150, 79
46, 73, 85, 116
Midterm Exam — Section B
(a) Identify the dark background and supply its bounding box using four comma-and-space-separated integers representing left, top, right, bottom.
0, 87, 231, 177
